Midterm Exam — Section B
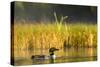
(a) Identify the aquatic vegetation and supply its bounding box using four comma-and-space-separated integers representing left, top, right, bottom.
12, 21, 97, 58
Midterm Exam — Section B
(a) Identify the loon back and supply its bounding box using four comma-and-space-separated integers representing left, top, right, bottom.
31, 55, 46, 60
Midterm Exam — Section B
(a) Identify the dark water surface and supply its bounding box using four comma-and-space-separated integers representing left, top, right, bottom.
14, 48, 97, 66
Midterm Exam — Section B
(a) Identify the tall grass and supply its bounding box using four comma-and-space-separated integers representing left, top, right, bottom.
12, 12, 97, 58
12, 21, 97, 58
54, 12, 68, 31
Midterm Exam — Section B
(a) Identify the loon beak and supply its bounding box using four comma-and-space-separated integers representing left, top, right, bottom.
55, 48, 59, 51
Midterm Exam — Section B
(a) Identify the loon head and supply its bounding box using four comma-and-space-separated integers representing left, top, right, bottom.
49, 47, 59, 57
49, 47, 59, 53
49, 47, 59, 63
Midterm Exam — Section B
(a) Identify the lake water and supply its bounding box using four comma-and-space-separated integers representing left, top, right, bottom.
14, 47, 97, 66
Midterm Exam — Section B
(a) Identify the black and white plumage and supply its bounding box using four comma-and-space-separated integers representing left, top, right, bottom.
31, 47, 59, 62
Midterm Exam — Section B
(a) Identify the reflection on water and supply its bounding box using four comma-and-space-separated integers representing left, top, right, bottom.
14, 48, 97, 66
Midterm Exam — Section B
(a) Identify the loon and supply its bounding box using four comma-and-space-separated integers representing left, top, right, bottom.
31, 47, 59, 62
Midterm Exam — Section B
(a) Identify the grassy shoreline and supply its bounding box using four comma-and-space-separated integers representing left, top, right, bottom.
12, 22, 97, 57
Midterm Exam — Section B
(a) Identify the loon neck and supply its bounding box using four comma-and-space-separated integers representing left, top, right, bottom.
49, 51, 54, 55
49, 52, 56, 59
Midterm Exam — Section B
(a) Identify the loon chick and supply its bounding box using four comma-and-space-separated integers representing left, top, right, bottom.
31, 47, 59, 61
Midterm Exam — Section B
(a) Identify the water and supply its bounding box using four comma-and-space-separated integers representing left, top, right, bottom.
14, 47, 97, 66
